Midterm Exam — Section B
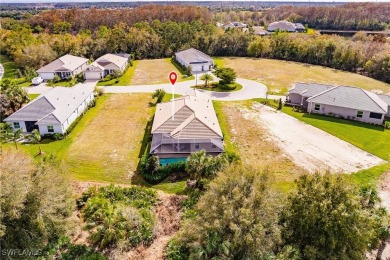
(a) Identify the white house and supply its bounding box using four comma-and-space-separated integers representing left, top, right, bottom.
174, 48, 214, 73
36, 54, 88, 81
4, 84, 95, 135
267, 21, 305, 32
83, 53, 129, 80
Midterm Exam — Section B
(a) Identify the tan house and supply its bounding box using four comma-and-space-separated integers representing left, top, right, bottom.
150, 90, 224, 161
287, 82, 388, 125
83, 53, 129, 80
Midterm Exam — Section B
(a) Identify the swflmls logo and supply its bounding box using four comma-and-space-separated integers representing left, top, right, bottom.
1, 249, 43, 257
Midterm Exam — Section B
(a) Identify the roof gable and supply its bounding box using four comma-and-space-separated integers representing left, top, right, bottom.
37, 54, 88, 73
4, 96, 55, 122
175, 48, 213, 65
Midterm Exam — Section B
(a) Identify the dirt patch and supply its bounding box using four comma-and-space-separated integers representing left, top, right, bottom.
247, 103, 384, 173
113, 191, 185, 260
222, 103, 305, 185
131, 59, 180, 85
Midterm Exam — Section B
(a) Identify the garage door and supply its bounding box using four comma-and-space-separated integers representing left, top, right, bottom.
85, 71, 101, 80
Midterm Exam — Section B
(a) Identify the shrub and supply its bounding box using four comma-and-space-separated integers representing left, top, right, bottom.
214, 68, 236, 84
219, 83, 236, 91
53, 75, 61, 83
385, 121, 390, 129
79, 185, 157, 249
141, 156, 186, 184
42, 133, 65, 140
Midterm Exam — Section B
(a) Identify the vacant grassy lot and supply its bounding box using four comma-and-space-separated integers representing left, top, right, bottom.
282, 106, 390, 161
97, 61, 138, 86
131, 59, 193, 85
218, 57, 390, 94
65, 94, 154, 183
215, 101, 306, 191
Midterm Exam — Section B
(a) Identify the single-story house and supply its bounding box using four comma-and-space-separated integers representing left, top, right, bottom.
83, 53, 129, 80
223, 21, 248, 30
267, 21, 305, 32
174, 48, 214, 73
37, 54, 88, 81
150, 90, 224, 161
287, 82, 388, 124
378, 94, 390, 117
4, 84, 95, 135
287, 82, 334, 107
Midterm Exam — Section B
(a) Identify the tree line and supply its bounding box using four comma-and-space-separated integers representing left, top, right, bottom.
0, 6, 389, 84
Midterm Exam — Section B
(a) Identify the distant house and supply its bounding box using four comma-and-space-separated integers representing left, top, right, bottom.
37, 54, 88, 81
83, 53, 129, 80
150, 90, 224, 162
267, 21, 305, 32
175, 48, 214, 73
287, 82, 388, 124
4, 84, 95, 135
223, 21, 248, 30
252, 26, 271, 36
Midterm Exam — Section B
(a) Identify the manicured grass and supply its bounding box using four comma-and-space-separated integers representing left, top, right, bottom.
96, 61, 138, 86
349, 163, 390, 187
29, 94, 40, 100
217, 57, 390, 94
281, 106, 390, 160
192, 82, 243, 92
0, 55, 17, 79
213, 101, 239, 156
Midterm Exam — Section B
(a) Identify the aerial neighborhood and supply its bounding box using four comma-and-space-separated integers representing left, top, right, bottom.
1, 2, 390, 260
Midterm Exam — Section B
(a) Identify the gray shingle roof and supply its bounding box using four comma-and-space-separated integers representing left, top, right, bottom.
37, 54, 88, 73
175, 48, 213, 65
5, 84, 95, 125
307, 86, 388, 114
378, 94, 390, 106
289, 82, 335, 97
152, 90, 223, 139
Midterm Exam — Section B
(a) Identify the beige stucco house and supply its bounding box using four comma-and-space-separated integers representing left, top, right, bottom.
37, 54, 88, 81
174, 48, 213, 73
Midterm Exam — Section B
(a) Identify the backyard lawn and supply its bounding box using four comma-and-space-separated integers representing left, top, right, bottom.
130, 59, 193, 85
282, 106, 390, 160
217, 57, 390, 94
96, 61, 138, 86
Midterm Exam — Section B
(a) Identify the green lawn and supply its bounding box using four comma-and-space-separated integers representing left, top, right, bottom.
29, 94, 40, 100
97, 61, 138, 86
0, 55, 17, 79
281, 106, 390, 160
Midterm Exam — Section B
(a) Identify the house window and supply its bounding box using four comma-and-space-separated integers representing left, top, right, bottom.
314, 104, 320, 111
195, 143, 200, 149
13, 122, 20, 129
369, 112, 382, 119
357, 111, 363, 118
47, 125, 54, 133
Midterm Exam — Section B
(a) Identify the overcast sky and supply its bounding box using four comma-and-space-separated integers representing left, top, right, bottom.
3, 0, 390, 3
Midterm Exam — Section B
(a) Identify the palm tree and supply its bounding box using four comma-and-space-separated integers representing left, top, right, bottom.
11, 129, 22, 150
29, 129, 42, 155
200, 73, 213, 87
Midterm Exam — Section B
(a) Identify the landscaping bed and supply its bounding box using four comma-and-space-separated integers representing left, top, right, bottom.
192, 82, 243, 92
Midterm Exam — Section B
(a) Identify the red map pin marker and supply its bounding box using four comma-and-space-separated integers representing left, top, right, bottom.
169, 72, 178, 85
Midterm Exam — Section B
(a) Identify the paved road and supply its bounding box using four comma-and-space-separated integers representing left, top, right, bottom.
0, 63, 4, 80
27, 77, 284, 101
104, 78, 269, 101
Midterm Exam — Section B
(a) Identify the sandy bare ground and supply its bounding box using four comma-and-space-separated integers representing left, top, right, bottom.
244, 103, 384, 173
